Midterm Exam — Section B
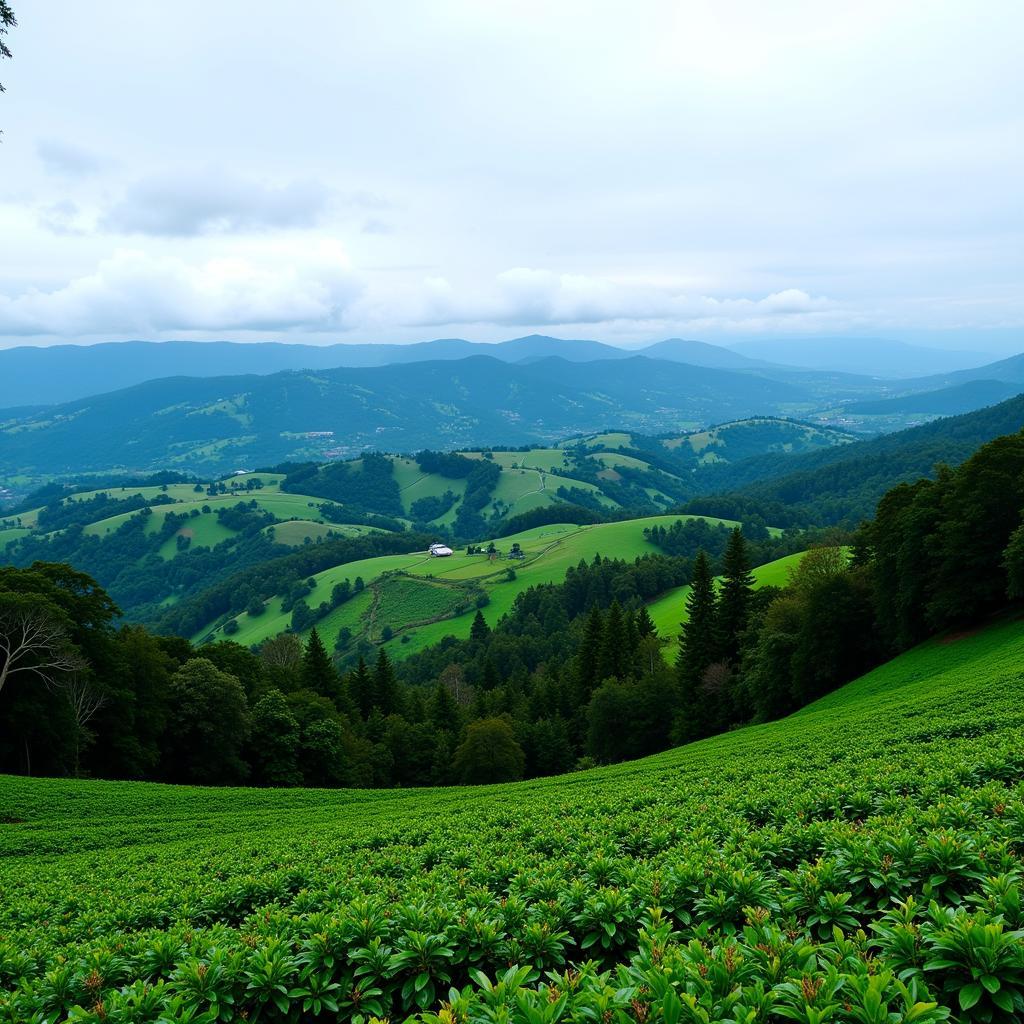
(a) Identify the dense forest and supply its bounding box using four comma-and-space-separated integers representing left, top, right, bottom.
3, 427, 1023, 786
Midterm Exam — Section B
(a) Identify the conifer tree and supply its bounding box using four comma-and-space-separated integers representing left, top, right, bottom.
301, 627, 338, 700
717, 528, 755, 665
347, 656, 373, 719
575, 605, 604, 696
633, 604, 657, 640
373, 648, 399, 716
675, 549, 719, 742
481, 655, 499, 691
469, 609, 490, 642
427, 679, 461, 734
597, 599, 628, 681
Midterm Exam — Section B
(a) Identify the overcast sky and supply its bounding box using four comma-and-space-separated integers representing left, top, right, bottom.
0, 1, 1021, 350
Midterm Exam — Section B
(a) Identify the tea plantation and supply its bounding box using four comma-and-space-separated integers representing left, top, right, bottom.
2, 617, 1024, 1022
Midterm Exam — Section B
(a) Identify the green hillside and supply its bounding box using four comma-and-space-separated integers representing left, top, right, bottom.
3, 616, 1022, 1021
646, 549, 808, 639
199, 514, 740, 653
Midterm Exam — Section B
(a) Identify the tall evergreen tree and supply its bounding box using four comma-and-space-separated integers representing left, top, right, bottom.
373, 648, 399, 715
301, 628, 339, 700
469, 609, 490, 642
347, 656, 373, 719
634, 604, 657, 638
597, 599, 628, 681
717, 529, 755, 665
575, 605, 604, 697
427, 679, 461, 735
674, 550, 719, 742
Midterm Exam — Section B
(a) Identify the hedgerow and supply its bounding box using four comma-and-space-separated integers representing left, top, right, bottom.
1, 619, 1023, 1022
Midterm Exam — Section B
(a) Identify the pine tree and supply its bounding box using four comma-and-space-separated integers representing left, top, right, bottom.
717, 528, 755, 665
633, 604, 657, 640
348, 656, 373, 719
481, 655, 499, 691
301, 628, 338, 700
675, 549, 719, 742
427, 680, 461, 734
373, 649, 399, 716
575, 605, 604, 697
469, 609, 490, 642
597, 599, 628, 681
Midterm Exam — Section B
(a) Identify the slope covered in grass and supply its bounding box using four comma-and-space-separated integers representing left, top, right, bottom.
2, 617, 1023, 1021
201, 514, 739, 653
646, 550, 808, 639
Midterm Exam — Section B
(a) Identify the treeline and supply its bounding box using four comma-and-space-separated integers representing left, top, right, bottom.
0, 553, 692, 785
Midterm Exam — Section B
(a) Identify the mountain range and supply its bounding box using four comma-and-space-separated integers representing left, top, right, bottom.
0, 355, 812, 477
1, 332, 1007, 408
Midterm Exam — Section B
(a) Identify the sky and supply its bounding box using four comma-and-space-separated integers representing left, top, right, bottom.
0, 1, 1021, 351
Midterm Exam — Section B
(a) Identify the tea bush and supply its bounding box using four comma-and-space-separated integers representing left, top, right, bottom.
2, 619, 1023, 1022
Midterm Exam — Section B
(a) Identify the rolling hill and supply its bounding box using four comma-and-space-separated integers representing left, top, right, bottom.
3, 613, 1022, 1021
693, 392, 1024, 525
195, 513, 745, 656
0, 356, 818, 479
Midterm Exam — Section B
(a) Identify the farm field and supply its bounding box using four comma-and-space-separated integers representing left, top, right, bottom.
3, 616, 1023, 1021
201, 514, 740, 653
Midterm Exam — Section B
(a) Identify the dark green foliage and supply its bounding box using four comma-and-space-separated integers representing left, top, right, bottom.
469, 609, 490, 642
452, 716, 525, 783
409, 490, 458, 522
248, 689, 301, 786
162, 659, 250, 784
452, 459, 502, 540
673, 550, 719, 743
282, 452, 403, 516
717, 528, 754, 664
300, 628, 338, 700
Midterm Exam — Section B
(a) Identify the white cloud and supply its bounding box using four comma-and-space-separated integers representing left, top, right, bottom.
0, 240, 362, 336
36, 139, 103, 178
381, 269, 838, 331
2, 2, 1022, 346
99, 170, 334, 236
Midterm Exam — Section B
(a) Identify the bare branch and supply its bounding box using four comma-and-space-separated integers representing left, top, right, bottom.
0, 607, 85, 696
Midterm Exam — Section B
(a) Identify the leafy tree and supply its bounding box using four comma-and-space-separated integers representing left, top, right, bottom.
163, 658, 250, 784
249, 689, 301, 786
298, 718, 349, 787
575, 605, 604, 698
1004, 521, 1024, 599
452, 717, 525, 783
